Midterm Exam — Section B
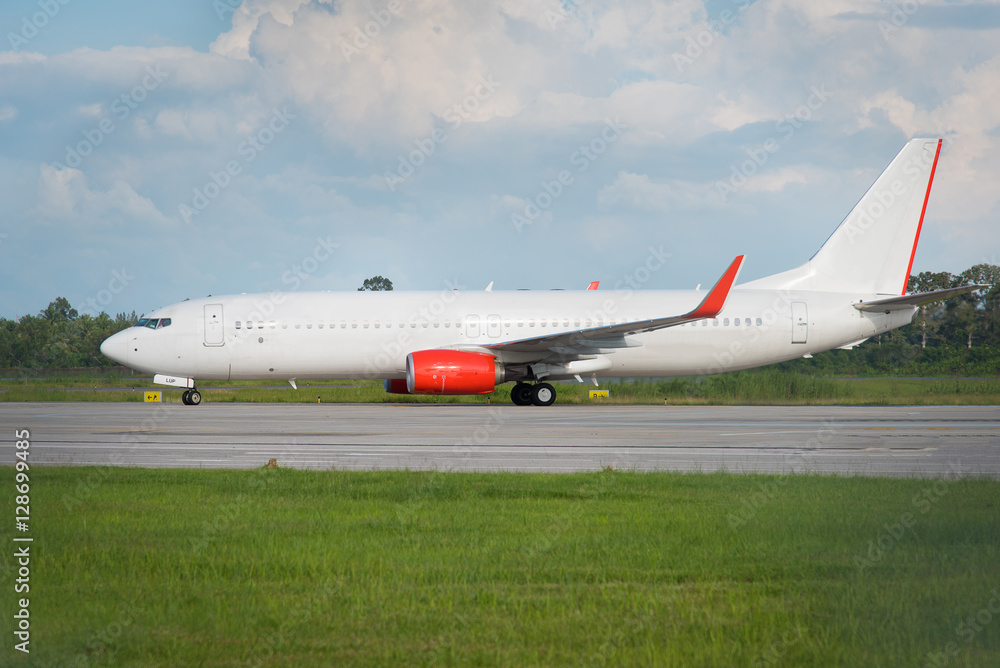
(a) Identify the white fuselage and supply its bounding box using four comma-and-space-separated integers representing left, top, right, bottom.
103, 287, 914, 383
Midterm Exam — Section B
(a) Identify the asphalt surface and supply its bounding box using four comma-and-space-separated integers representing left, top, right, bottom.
2, 402, 998, 478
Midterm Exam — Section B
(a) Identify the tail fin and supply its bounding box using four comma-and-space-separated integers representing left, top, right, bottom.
741, 138, 942, 295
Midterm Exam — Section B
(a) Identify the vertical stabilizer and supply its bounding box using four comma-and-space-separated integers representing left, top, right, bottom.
741, 138, 942, 295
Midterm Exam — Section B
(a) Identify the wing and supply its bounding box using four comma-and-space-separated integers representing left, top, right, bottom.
485, 255, 745, 356
853, 285, 987, 313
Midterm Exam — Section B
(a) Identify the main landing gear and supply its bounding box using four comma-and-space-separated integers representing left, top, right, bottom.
510, 382, 556, 407
181, 389, 202, 406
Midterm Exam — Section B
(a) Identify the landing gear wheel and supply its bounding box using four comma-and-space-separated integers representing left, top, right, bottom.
181, 390, 191, 405
511, 383, 533, 406
187, 390, 202, 405
531, 382, 556, 406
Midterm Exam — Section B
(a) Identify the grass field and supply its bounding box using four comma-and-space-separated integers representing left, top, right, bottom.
2, 468, 998, 666
2, 369, 1000, 405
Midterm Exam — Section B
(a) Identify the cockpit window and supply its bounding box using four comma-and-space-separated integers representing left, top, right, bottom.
134, 318, 172, 329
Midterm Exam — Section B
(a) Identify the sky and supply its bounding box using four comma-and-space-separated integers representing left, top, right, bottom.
1, 0, 999, 319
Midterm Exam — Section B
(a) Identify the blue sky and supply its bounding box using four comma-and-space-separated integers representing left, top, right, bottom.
2, 0, 999, 318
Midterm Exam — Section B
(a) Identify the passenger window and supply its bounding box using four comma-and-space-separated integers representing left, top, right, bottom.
746, 318, 751, 326
236, 321, 242, 329
724, 318, 730, 326
247, 321, 253, 329
756, 318, 762, 326
258, 322, 264, 329
352, 321, 358, 329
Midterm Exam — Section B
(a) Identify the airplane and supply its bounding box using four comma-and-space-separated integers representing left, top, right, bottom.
101, 138, 984, 406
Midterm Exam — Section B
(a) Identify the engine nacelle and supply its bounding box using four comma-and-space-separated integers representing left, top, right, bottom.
406, 350, 503, 395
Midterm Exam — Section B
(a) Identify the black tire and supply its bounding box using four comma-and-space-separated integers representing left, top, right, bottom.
531, 382, 556, 406
511, 383, 533, 406
188, 390, 202, 405
181, 390, 191, 405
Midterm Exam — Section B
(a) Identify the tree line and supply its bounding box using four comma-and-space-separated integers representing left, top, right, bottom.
0, 266, 997, 372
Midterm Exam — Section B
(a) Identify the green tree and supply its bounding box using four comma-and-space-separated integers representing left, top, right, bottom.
358, 276, 393, 291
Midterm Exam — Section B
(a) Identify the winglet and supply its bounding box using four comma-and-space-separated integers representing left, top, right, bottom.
587, 281, 599, 291
685, 255, 745, 319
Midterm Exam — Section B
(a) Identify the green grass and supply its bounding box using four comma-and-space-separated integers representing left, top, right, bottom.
3, 370, 1000, 404
2, 468, 998, 666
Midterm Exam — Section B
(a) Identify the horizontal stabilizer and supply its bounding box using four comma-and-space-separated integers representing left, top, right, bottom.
854, 285, 986, 313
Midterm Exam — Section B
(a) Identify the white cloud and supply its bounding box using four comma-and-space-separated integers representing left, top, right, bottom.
33, 164, 173, 227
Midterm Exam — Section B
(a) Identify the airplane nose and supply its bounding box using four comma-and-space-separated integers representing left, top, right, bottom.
100, 331, 128, 365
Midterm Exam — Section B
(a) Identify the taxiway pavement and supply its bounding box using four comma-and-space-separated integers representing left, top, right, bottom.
3, 402, 998, 478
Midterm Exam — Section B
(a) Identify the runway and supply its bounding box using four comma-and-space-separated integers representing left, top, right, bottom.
2, 402, 998, 478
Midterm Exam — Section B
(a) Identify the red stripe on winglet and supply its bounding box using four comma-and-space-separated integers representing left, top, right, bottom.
687, 255, 745, 319
901, 138, 942, 295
